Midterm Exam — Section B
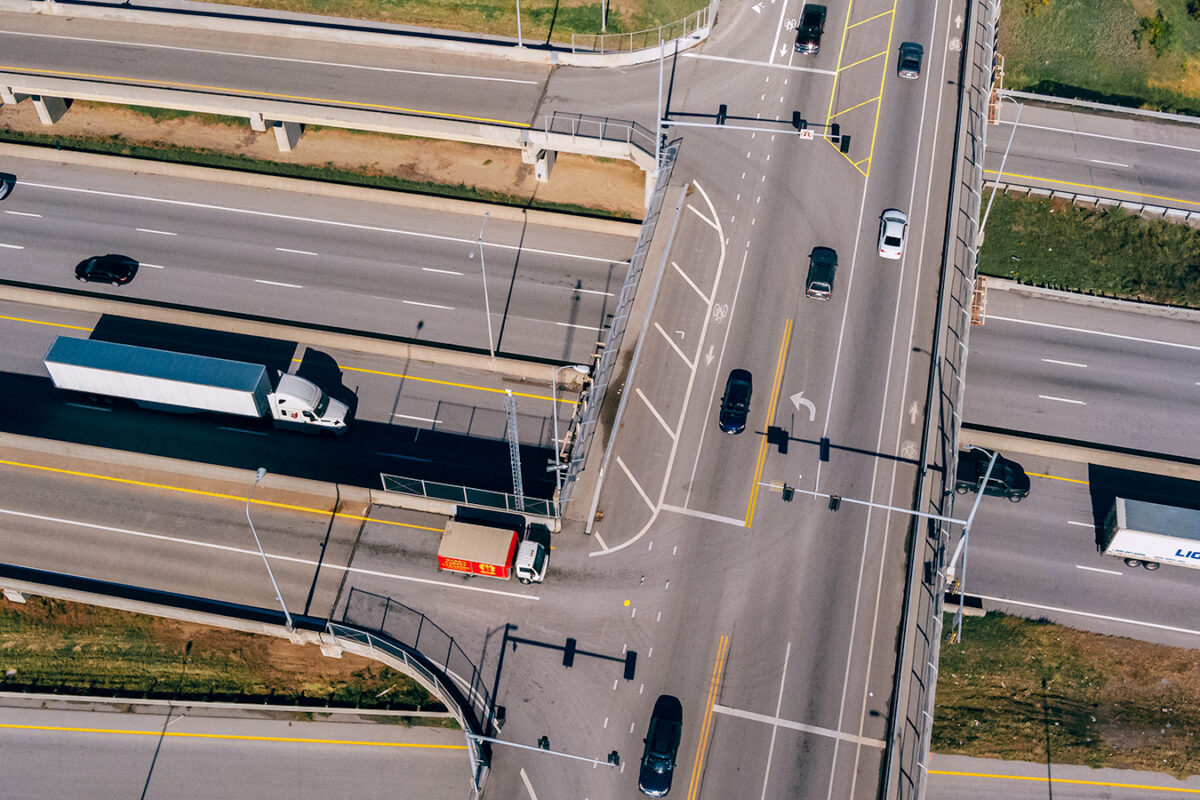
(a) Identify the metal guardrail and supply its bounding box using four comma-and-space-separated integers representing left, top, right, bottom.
985, 180, 1200, 227
542, 111, 657, 159
380, 473, 556, 517
569, 0, 717, 53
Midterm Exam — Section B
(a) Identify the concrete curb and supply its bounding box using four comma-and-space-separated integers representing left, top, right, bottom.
0, 692, 456, 720
983, 277, 1200, 321
0, 142, 641, 237
0, 0, 711, 68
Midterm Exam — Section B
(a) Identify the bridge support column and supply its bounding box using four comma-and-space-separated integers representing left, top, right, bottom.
644, 168, 660, 209
3, 588, 26, 603
0, 86, 20, 105
273, 121, 303, 152
33, 95, 68, 125
248, 112, 267, 132
533, 149, 556, 182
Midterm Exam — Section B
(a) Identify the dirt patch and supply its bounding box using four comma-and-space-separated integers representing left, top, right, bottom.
0, 101, 646, 219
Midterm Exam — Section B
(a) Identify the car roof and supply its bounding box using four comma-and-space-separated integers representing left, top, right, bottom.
811, 246, 837, 263
728, 368, 751, 383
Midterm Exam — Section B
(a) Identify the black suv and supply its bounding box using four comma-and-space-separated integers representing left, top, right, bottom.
75, 254, 138, 286
718, 369, 753, 434
639, 695, 683, 797
805, 246, 838, 300
955, 449, 1030, 501
794, 4, 827, 54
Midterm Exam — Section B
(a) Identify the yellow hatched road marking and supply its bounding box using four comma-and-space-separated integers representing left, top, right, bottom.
686, 634, 730, 800
0, 65, 530, 127
745, 319, 792, 528
0, 723, 466, 749
929, 769, 1200, 794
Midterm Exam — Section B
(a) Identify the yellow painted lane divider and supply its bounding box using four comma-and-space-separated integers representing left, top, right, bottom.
0, 723, 466, 749
929, 769, 1200, 794
686, 634, 730, 800
745, 319, 793, 528
0, 314, 92, 331
1028, 471, 1090, 485
0, 65, 530, 128
984, 169, 1200, 210
0, 458, 440, 532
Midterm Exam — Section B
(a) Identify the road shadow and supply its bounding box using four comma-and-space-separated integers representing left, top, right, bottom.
1084, 465, 1200, 549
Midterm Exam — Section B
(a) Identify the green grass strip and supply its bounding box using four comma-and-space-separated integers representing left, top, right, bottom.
935, 612, 1200, 777
0, 128, 634, 221
979, 193, 1200, 308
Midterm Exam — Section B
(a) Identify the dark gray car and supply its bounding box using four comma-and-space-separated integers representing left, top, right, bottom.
897, 42, 924, 79
718, 369, 752, 434
805, 246, 838, 300
639, 695, 683, 797
794, 4, 826, 53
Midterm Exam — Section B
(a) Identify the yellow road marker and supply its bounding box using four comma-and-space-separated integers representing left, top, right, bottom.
0, 723, 466, 749
0, 314, 92, 331
1, 66, 530, 127
0, 458, 440, 531
686, 634, 730, 800
929, 769, 1200, 794
1027, 471, 1089, 485
745, 319, 792, 528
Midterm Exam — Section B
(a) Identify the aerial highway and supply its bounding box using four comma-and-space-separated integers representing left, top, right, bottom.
0, 152, 636, 365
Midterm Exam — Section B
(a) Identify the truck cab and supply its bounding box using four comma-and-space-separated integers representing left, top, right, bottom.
955, 448, 1030, 501
270, 373, 350, 434
514, 524, 551, 584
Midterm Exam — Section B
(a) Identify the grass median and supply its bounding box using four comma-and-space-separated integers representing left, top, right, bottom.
934, 612, 1200, 777
0, 596, 451, 722
1000, 0, 1200, 115
978, 192, 1200, 308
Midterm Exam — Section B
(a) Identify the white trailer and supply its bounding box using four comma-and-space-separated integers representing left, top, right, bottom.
1102, 498, 1200, 571
45, 337, 349, 434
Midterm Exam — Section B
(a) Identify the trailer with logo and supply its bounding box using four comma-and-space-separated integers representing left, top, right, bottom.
436, 519, 547, 583
1101, 498, 1200, 571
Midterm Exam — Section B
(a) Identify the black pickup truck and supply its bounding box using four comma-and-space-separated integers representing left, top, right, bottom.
955, 448, 1030, 501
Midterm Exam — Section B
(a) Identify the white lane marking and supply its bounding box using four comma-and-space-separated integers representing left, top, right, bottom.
0, 506, 537, 600
0, 30, 541, 85
768, 0, 790, 64
672, 260, 710, 303
276, 247, 318, 256
65, 402, 111, 412
136, 228, 176, 236
976, 593, 1200, 636
592, 529, 608, 550
1076, 564, 1123, 575
17, 182, 631, 264
654, 322, 695, 369
760, 642, 792, 800
1067, 520, 1094, 527
403, 300, 454, 310
1039, 394, 1087, 405
995, 117, 1200, 155
1041, 358, 1087, 368
422, 267, 463, 276
392, 413, 442, 424
3, 210, 41, 217
519, 768, 538, 800
1087, 158, 1129, 168
989, 315, 1200, 352
636, 388, 677, 440
556, 321, 601, 331
616, 456, 655, 511
573, 287, 615, 297
254, 279, 304, 288
683, 52, 838, 75
0, 243, 24, 250
687, 203, 720, 231
217, 427, 269, 436
660, 504, 745, 527
712, 705, 886, 748
138, 263, 167, 269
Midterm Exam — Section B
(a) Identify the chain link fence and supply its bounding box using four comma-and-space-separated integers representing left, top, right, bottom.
380, 474, 556, 517
569, 0, 717, 53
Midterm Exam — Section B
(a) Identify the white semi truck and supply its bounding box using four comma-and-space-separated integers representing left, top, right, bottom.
44, 336, 349, 434
1101, 497, 1200, 571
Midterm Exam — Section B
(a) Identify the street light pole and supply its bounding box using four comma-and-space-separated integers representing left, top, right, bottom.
470, 212, 496, 360
978, 95, 1024, 244
515, 0, 523, 47
246, 468, 294, 632
944, 446, 998, 644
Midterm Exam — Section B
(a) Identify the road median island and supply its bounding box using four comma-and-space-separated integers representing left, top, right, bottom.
0, 101, 646, 222
979, 193, 1200, 309
935, 612, 1200, 777
0, 594, 453, 723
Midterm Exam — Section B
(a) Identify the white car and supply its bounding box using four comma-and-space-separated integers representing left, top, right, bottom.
878, 209, 908, 260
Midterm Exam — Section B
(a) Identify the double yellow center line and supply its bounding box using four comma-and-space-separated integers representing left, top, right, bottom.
745, 319, 793, 528
687, 634, 730, 799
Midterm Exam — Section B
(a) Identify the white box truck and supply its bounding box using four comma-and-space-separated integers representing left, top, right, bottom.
1101, 498, 1200, 571
44, 337, 349, 434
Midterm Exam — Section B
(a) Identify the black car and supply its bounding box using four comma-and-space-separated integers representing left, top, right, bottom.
718, 369, 753, 434
955, 448, 1030, 501
75, 254, 138, 286
0, 174, 12, 201
897, 42, 924, 79
639, 695, 683, 797
794, 4, 826, 54
805, 246, 838, 300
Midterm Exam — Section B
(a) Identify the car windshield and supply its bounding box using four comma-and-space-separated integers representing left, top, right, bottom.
727, 385, 749, 409
314, 391, 330, 417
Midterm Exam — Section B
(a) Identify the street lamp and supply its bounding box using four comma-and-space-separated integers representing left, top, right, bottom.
469, 211, 496, 360
944, 445, 999, 643
978, 93, 1024, 245
245, 468, 294, 632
